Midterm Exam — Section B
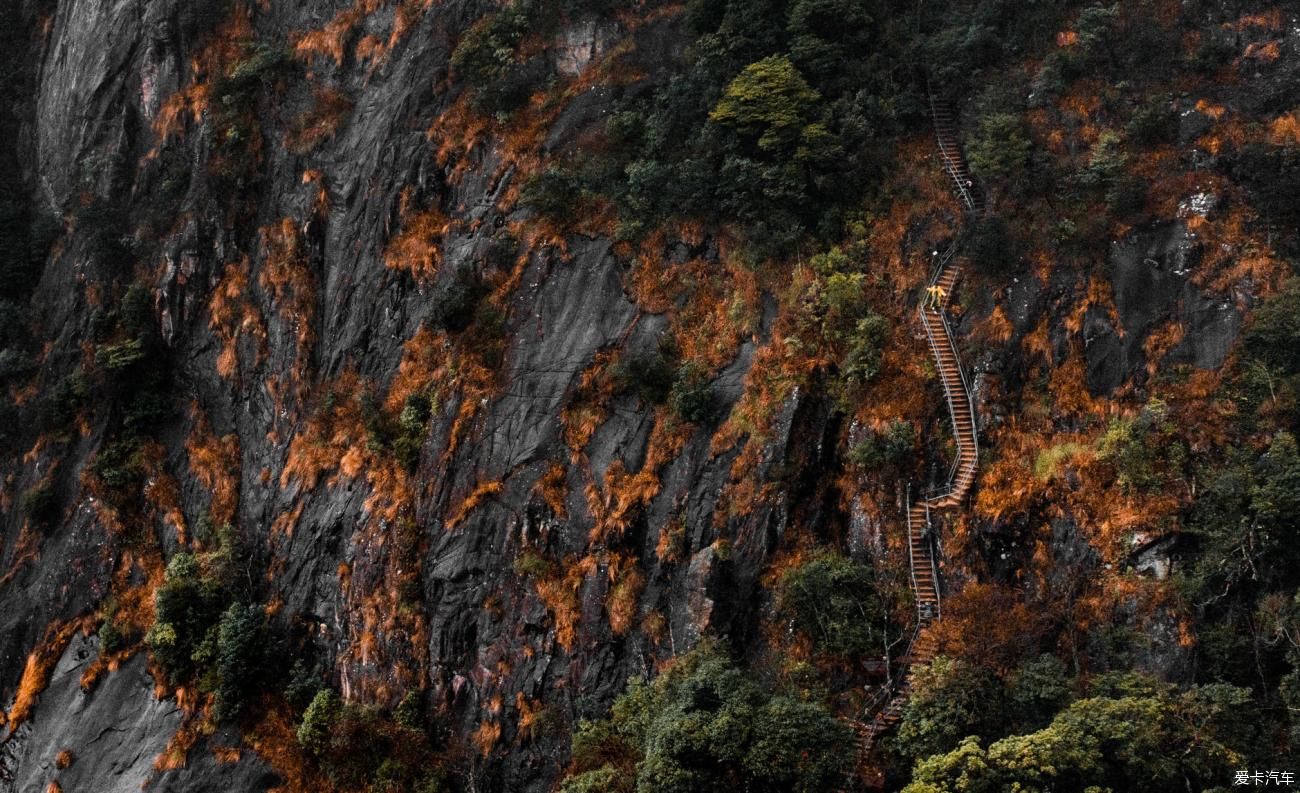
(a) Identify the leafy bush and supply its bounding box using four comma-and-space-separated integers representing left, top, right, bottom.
146, 553, 225, 684
296, 687, 447, 790
285, 660, 324, 714
614, 339, 679, 406
561, 644, 853, 793
91, 437, 147, 490
848, 419, 916, 470
776, 551, 888, 656
297, 688, 341, 756
902, 679, 1252, 792
1096, 399, 1185, 493
839, 312, 888, 386
213, 602, 264, 721
897, 655, 1008, 761
967, 112, 1032, 185
669, 361, 716, 423
451, 3, 540, 116
36, 371, 87, 432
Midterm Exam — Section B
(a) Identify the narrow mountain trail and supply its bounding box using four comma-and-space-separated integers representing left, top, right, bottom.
844, 92, 985, 789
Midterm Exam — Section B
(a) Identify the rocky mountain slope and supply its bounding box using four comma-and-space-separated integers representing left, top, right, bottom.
2, 0, 1298, 790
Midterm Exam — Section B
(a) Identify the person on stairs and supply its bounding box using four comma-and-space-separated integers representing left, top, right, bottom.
924, 284, 947, 308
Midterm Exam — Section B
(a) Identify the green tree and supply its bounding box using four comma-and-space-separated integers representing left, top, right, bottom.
710, 56, 822, 154
297, 688, 342, 756
967, 113, 1032, 184
897, 655, 1007, 762
902, 683, 1251, 792
560, 645, 852, 793
776, 551, 888, 656
146, 553, 224, 684
213, 602, 264, 721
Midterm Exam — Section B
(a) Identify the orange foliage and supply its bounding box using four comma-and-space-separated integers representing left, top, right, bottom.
586, 460, 660, 545
383, 187, 448, 282
258, 218, 317, 358
213, 745, 242, 764
535, 462, 568, 518
561, 350, 620, 462
292, 0, 375, 66
930, 583, 1047, 673
532, 556, 593, 651
4, 617, 92, 729
1269, 112, 1300, 145
243, 701, 330, 791
185, 404, 241, 527
55, 749, 74, 769
154, 692, 209, 771
208, 257, 266, 380
149, 6, 256, 155
605, 554, 645, 636
472, 720, 502, 757
383, 325, 444, 415
286, 86, 354, 154
446, 480, 503, 530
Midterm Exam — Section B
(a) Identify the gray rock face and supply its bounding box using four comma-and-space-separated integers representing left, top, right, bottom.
1084, 222, 1241, 394
0, 2, 840, 789
1, 636, 180, 793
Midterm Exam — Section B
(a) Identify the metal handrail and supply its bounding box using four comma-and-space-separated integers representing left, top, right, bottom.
918, 304, 963, 494
923, 499, 941, 618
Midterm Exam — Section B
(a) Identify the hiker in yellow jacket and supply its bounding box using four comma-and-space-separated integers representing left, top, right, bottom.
924, 285, 947, 308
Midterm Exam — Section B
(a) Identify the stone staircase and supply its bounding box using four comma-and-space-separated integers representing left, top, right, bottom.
841, 93, 983, 789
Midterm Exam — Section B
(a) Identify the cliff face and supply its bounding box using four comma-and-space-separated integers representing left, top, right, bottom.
1, 3, 841, 789
1, 0, 1296, 790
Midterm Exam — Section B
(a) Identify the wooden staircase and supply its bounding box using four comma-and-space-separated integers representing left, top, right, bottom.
841, 94, 983, 789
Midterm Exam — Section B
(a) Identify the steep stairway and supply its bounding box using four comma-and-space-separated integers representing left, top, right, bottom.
842, 94, 983, 788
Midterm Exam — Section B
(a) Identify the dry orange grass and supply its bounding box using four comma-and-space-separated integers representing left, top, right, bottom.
535, 462, 568, 518
292, 0, 376, 66
604, 554, 645, 636
383, 188, 449, 282
532, 555, 592, 651
258, 218, 317, 357
185, 404, 241, 527
150, 7, 253, 153
4, 617, 92, 729
286, 87, 354, 154
1268, 111, 1300, 145
446, 480, 503, 530
208, 257, 267, 381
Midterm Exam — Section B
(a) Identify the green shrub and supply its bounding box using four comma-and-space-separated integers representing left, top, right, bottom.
37, 371, 87, 432
21, 482, 59, 529
91, 437, 147, 490
451, 3, 540, 116
669, 361, 716, 423
839, 312, 888, 385
297, 688, 341, 756
968, 112, 1032, 185
521, 166, 586, 219
614, 339, 679, 406
561, 644, 852, 793
1126, 100, 1177, 146
285, 660, 324, 714
848, 420, 915, 470
213, 602, 264, 721
776, 551, 888, 656
514, 549, 557, 579
146, 553, 224, 684
1096, 399, 1185, 492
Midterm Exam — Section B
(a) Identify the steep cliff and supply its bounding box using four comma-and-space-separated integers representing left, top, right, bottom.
1, 0, 1298, 791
